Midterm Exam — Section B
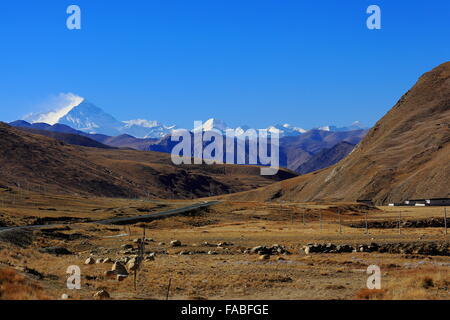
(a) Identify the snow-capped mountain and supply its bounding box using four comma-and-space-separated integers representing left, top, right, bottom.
121, 119, 176, 139
24, 97, 176, 138
267, 124, 307, 136
193, 120, 306, 137
58, 100, 123, 136
23, 94, 366, 139
317, 121, 366, 132
194, 118, 230, 132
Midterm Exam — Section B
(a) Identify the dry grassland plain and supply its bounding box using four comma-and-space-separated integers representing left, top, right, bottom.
0, 192, 448, 300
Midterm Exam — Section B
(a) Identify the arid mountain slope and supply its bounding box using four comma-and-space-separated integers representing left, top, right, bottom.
226, 62, 450, 204
295, 141, 355, 174
0, 123, 296, 199
14, 127, 114, 149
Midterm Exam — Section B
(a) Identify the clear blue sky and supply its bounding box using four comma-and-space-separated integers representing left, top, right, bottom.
1, 0, 449, 129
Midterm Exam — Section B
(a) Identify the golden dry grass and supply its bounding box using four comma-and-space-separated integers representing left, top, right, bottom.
0, 268, 48, 300
0, 197, 448, 300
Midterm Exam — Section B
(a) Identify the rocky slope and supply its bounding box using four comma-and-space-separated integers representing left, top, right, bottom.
225, 62, 450, 204
0, 123, 297, 199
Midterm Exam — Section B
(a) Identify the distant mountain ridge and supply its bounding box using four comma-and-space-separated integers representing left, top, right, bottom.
9, 120, 367, 174
0, 122, 298, 199
22, 97, 367, 138
295, 141, 355, 174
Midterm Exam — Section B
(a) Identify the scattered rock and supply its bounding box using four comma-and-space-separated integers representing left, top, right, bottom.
112, 261, 128, 275
117, 274, 127, 282
93, 290, 110, 300
301, 241, 449, 256
103, 258, 113, 264
85, 257, 95, 265
171, 240, 182, 247
250, 244, 290, 255
127, 257, 142, 272
259, 254, 270, 260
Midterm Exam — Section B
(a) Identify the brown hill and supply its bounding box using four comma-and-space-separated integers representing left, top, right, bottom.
0, 123, 297, 199
14, 127, 114, 149
295, 141, 355, 174
225, 62, 450, 204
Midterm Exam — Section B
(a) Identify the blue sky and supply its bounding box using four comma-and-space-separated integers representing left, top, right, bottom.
0, 0, 449, 129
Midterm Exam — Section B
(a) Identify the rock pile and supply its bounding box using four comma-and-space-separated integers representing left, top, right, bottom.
349, 218, 449, 229
302, 241, 449, 256
249, 244, 290, 255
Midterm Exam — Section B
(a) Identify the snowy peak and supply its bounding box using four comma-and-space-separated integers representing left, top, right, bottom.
268, 124, 307, 136
202, 118, 229, 131
23, 96, 176, 138
317, 121, 366, 132
121, 119, 176, 138
58, 100, 123, 136
23, 94, 368, 139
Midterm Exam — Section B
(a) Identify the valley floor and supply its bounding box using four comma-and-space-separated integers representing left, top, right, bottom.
0, 193, 448, 300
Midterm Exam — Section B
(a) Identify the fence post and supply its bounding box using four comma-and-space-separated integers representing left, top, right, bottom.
365, 212, 368, 235
444, 208, 448, 236
166, 278, 172, 300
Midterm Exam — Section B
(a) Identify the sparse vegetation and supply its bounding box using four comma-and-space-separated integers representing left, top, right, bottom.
0, 194, 448, 300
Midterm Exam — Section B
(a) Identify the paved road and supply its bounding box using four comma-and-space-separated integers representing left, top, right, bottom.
0, 200, 220, 234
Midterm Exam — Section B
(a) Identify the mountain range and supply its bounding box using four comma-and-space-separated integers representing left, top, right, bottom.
11, 98, 370, 174
9, 119, 367, 174
22, 98, 366, 138
0, 122, 298, 199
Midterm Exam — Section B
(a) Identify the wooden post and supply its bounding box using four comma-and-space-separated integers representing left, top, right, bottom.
166, 278, 172, 300
365, 212, 368, 235
444, 208, 448, 236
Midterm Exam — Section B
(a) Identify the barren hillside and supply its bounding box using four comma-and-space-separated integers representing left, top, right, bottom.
0, 123, 297, 199
225, 62, 450, 204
